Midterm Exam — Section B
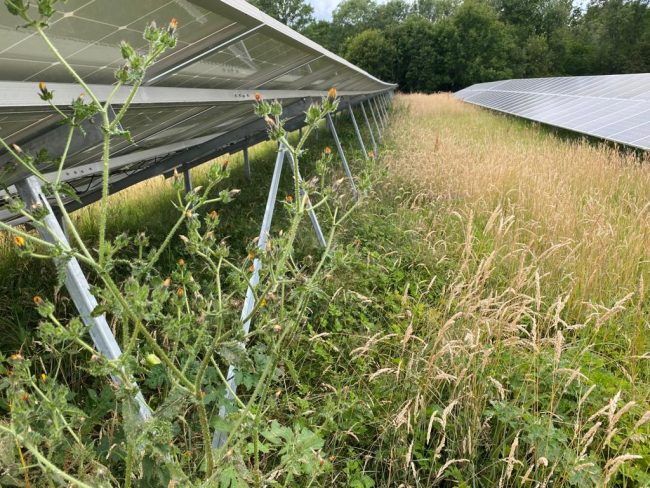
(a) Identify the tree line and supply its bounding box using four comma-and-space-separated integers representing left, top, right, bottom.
250, 0, 650, 92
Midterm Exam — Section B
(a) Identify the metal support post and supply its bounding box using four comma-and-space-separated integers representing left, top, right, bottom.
213, 146, 287, 448
374, 97, 386, 131
361, 102, 379, 157
285, 151, 327, 247
326, 113, 359, 200
368, 99, 383, 139
243, 145, 251, 181
15, 176, 151, 421
348, 105, 368, 160
183, 167, 193, 194
376, 97, 387, 131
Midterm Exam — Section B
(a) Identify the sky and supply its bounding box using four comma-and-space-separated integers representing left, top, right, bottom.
309, 0, 343, 20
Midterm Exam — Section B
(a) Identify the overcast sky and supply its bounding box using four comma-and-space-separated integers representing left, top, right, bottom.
308, 0, 342, 20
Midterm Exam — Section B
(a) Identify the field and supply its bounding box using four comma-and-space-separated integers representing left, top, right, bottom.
1, 94, 649, 486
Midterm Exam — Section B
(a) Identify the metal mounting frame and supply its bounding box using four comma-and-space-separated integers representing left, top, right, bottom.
15, 176, 152, 421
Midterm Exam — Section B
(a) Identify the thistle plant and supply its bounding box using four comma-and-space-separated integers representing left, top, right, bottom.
0, 2, 355, 486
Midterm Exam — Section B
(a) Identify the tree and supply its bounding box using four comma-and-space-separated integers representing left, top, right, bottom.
413, 0, 461, 21
451, 1, 518, 88
333, 0, 378, 30
249, 0, 315, 31
344, 29, 397, 81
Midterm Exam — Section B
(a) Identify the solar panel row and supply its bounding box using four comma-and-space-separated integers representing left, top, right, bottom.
455, 74, 650, 151
0, 0, 396, 223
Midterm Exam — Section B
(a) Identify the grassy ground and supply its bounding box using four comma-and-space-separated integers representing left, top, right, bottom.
1, 94, 649, 486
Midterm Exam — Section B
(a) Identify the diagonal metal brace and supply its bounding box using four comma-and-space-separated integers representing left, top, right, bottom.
15, 176, 151, 421
213, 145, 287, 448
285, 151, 327, 248
348, 105, 368, 160
326, 113, 359, 200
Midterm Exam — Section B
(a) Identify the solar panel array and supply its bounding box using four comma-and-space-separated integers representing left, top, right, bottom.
0, 0, 395, 223
455, 74, 650, 151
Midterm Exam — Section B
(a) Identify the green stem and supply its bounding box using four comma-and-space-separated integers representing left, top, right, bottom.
36, 26, 103, 110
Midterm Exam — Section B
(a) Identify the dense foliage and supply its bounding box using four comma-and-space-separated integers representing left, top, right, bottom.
255, 0, 650, 92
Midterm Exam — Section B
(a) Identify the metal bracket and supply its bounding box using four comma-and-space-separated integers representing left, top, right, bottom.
14, 176, 151, 421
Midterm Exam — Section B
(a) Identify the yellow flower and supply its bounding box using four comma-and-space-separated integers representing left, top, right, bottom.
14, 235, 25, 247
324, 147, 332, 156
328, 87, 337, 100
209, 210, 218, 221
33, 296, 43, 306
285, 195, 294, 203
40, 373, 47, 381
176, 287, 184, 298
255, 92, 263, 102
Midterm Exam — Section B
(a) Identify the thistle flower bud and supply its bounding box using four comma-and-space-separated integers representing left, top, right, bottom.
328, 87, 337, 101
14, 235, 25, 247
255, 92, 263, 103
209, 210, 218, 220
33, 296, 43, 306
324, 147, 332, 156
11, 143, 22, 154
168, 18, 178, 34
177, 258, 185, 266
163, 277, 172, 287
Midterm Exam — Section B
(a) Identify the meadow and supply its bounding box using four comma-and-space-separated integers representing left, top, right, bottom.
1, 94, 649, 486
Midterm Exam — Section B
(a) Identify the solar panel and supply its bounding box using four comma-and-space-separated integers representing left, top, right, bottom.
455, 74, 650, 151
0, 0, 396, 224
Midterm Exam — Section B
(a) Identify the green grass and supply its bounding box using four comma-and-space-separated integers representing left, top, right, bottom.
2, 96, 649, 486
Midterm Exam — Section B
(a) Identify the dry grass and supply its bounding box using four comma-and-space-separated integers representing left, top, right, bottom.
385, 93, 650, 324
347, 93, 650, 485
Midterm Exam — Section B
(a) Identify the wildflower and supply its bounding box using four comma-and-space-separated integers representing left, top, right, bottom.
368, 150, 375, 159
10, 353, 23, 361
248, 264, 255, 272
177, 258, 185, 267
20, 392, 29, 402
255, 92, 263, 103
264, 116, 275, 127
324, 147, 332, 156
273, 324, 282, 333
328, 87, 337, 101
163, 277, 172, 287
168, 18, 178, 34
14, 235, 25, 247
38, 82, 52, 101
259, 297, 267, 308
176, 287, 184, 298
33, 296, 43, 306
285, 195, 294, 203
186, 210, 194, 219
247, 251, 256, 260
209, 210, 218, 220
11, 143, 22, 154
40, 373, 47, 381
